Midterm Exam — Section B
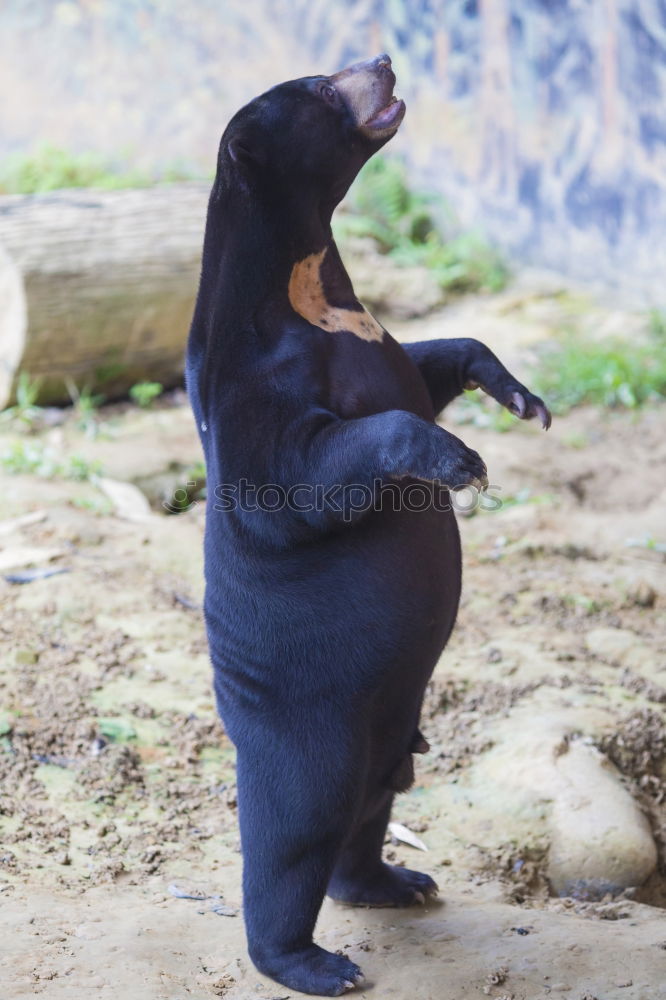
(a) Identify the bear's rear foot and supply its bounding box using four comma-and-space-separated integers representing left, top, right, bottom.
250, 942, 363, 997
328, 862, 438, 907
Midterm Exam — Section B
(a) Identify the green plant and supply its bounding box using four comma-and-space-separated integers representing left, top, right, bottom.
0, 373, 43, 430
562, 593, 602, 614
344, 156, 436, 251
129, 381, 163, 408
0, 145, 149, 194
533, 333, 666, 414
1, 441, 61, 476
335, 157, 508, 294
648, 308, 666, 340
98, 717, 137, 743
498, 488, 555, 510
625, 536, 666, 553
0, 144, 206, 195
65, 379, 105, 437
66, 453, 104, 481
70, 495, 113, 515
0, 440, 103, 481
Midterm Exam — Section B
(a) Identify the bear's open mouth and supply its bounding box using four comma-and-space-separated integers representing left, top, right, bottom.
331, 55, 406, 138
362, 95, 406, 132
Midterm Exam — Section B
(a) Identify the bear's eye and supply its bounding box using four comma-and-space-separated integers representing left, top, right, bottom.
319, 83, 337, 104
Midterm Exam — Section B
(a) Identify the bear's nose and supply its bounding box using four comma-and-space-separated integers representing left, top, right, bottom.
375, 53, 392, 71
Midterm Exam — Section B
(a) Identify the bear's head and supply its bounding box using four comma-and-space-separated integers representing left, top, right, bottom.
217, 54, 405, 208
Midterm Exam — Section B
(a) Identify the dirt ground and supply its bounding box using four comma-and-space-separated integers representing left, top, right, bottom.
1, 279, 665, 999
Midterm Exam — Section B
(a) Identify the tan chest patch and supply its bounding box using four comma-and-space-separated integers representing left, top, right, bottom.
288, 249, 384, 342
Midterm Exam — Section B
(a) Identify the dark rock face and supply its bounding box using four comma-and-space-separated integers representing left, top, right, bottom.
1, 0, 664, 298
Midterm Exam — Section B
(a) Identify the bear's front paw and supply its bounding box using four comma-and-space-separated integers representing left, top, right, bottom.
506, 389, 551, 429
430, 437, 488, 491
389, 413, 488, 490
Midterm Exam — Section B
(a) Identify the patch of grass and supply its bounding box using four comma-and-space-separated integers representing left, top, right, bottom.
562, 593, 603, 615
1, 441, 61, 477
0, 373, 43, 431
625, 536, 666, 554
533, 332, 666, 414
335, 156, 508, 294
65, 379, 105, 438
497, 488, 555, 510
0, 441, 103, 481
98, 717, 137, 743
129, 381, 163, 408
0, 144, 203, 194
70, 495, 113, 515
67, 454, 104, 481
390, 232, 508, 295
648, 308, 666, 340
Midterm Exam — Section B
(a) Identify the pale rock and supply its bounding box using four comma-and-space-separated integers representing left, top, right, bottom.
73, 922, 105, 940
97, 478, 153, 522
547, 740, 657, 897
0, 546, 65, 572
584, 627, 645, 666
451, 708, 657, 899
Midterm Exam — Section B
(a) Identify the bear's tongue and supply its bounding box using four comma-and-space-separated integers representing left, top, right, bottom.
363, 96, 405, 131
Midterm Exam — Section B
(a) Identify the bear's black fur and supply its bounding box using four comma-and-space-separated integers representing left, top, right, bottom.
186, 54, 550, 997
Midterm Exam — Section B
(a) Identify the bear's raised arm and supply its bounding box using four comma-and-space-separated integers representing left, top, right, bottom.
284, 407, 487, 528
402, 337, 551, 427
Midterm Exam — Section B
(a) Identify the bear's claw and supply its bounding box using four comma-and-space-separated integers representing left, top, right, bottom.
508, 390, 552, 429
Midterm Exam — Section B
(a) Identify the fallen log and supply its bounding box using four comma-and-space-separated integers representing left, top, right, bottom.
0, 183, 210, 407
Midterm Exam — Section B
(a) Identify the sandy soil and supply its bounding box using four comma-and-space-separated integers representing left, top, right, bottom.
1, 282, 665, 999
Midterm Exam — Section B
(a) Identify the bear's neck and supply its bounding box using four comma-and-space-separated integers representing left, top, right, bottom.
199, 182, 356, 328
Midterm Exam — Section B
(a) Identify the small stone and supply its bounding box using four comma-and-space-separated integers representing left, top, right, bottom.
626, 582, 657, 608
73, 923, 104, 940
35, 968, 58, 981
549, 985, 571, 992
584, 627, 639, 663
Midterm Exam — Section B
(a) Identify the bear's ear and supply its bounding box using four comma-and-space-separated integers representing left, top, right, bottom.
227, 136, 264, 169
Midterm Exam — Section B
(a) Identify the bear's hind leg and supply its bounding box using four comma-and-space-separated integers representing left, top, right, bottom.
236, 738, 364, 996
327, 791, 438, 907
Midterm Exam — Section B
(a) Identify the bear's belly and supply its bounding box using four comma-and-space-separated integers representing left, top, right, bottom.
204, 500, 461, 717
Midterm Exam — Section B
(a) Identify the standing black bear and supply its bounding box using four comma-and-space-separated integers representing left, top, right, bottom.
186, 54, 550, 997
